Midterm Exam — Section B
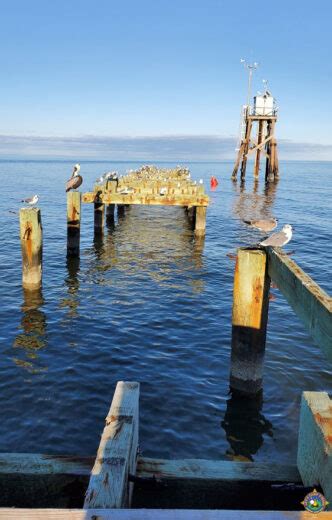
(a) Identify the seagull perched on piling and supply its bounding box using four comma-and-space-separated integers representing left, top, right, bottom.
21, 194, 39, 206
66, 163, 83, 192
260, 224, 293, 247
243, 218, 278, 232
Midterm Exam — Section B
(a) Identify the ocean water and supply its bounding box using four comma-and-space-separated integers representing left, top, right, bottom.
0, 159, 330, 464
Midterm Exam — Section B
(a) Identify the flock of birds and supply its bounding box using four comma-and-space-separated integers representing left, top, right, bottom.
20, 163, 293, 248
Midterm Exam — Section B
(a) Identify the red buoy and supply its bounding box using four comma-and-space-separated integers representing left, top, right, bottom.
210, 176, 218, 189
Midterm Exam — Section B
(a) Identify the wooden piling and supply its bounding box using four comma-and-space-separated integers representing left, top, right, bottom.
67, 192, 81, 257
297, 391, 332, 508
19, 207, 43, 290
117, 204, 125, 217
106, 204, 115, 220
94, 200, 105, 234
254, 120, 264, 179
194, 207, 206, 237
230, 248, 271, 395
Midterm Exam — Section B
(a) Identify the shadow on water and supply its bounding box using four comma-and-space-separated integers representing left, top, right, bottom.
221, 391, 273, 462
12, 288, 48, 373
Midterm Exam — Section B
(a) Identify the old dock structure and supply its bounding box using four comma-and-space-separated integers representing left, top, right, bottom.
81, 165, 209, 241
232, 75, 279, 183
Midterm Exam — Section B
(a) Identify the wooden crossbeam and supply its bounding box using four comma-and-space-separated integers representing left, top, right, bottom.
0, 509, 330, 519
84, 381, 139, 509
247, 135, 273, 155
82, 193, 209, 207
267, 248, 332, 361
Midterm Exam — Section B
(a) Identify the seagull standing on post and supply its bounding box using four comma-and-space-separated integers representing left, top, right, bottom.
66, 163, 83, 192
21, 194, 39, 206
259, 224, 293, 247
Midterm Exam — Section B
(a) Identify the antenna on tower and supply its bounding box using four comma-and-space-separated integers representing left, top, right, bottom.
240, 58, 259, 112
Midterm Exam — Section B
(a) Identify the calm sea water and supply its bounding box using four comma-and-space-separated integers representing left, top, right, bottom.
0, 160, 331, 464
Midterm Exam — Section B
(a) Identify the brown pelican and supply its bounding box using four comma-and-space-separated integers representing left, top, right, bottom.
21, 194, 39, 206
66, 163, 82, 192
260, 224, 293, 247
243, 217, 278, 232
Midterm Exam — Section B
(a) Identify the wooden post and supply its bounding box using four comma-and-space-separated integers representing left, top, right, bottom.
186, 206, 196, 229
84, 381, 140, 509
254, 120, 264, 179
117, 204, 125, 217
94, 199, 105, 235
297, 391, 332, 508
230, 248, 271, 395
106, 204, 115, 220
67, 192, 81, 257
19, 207, 42, 290
240, 118, 252, 182
194, 206, 206, 237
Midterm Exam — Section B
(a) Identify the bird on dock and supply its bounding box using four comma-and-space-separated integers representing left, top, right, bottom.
21, 194, 39, 206
65, 163, 83, 192
118, 187, 135, 195
260, 224, 293, 247
159, 187, 167, 196
243, 218, 278, 232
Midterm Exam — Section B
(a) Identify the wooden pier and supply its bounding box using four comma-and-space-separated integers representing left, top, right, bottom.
81, 166, 209, 239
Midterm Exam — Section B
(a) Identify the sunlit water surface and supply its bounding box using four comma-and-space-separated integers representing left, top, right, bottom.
0, 160, 331, 463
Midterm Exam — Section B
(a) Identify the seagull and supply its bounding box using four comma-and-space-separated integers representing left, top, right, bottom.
118, 187, 135, 195
159, 187, 167, 196
243, 218, 278, 232
66, 163, 83, 192
199, 179, 204, 184
21, 194, 39, 206
260, 224, 293, 247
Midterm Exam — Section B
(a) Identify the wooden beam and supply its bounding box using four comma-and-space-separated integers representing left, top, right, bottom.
19, 207, 43, 290
0, 509, 329, 519
267, 248, 332, 361
84, 381, 139, 509
137, 457, 300, 482
248, 134, 273, 155
230, 248, 271, 395
82, 193, 209, 207
297, 391, 332, 508
0, 453, 93, 475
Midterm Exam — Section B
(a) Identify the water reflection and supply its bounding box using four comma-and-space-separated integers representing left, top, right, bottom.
232, 180, 279, 222
59, 258, 80, 320
12, 289, 48, 373
221, 392, 273, 461
86, 206, 205, 292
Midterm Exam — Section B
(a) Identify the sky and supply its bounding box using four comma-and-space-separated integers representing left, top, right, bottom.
0, 0, 332, 159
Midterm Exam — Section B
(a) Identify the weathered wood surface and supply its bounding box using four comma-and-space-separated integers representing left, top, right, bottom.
230, 248, 271, 394
84, 381, 139, 509
94, 201, 105, 234
194, 206, 207, 237
83, 192, 209, 207
19, 207, 43, 290
0, 453, 93, 475
0, 509, 330, 519
267, 248, 332, 361
67, 191, 81, 257
137, 457, 300, 482
297, 391, 332, 509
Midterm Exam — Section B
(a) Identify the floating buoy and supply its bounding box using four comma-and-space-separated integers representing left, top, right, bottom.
210, 176, 218, 189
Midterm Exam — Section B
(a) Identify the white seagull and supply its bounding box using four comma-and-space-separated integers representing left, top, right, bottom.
21, 194, 39, 206
260, 224, 293, 247
244, 218, 278, 232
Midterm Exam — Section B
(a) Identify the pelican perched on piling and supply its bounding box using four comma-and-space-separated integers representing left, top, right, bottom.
66, 163, 83, 192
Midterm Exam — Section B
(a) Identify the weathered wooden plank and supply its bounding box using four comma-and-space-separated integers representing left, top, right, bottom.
230, 248, 271, 394
0, 453, 93, 475
137, 457, 301, 482
297, 391, 332, 509
82, 193, 209, 207
0, 509, 329, 519
194, 206, 207, 237
84, 381, 139, 509
19, 207, 43, 290
267, 248, 332, 361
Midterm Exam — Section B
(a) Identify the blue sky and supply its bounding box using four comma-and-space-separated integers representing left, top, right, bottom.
0, 0, 331, 158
